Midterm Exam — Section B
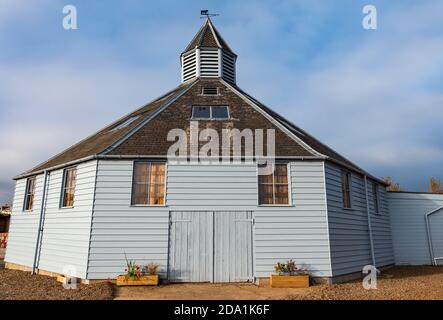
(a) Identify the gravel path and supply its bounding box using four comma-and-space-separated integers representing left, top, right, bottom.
116, 266, 443, 300
0, 269, 114, 300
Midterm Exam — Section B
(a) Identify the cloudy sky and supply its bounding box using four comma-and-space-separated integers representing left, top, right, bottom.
0, 0, 442, 203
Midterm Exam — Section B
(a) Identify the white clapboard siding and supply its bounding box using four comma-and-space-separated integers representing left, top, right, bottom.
87, 160, 169, 280
325, 162, 394, 276
88, 160, 332, 279
36, 161, 97, 278
388, 192, 443, 265
5, 175, 45, 267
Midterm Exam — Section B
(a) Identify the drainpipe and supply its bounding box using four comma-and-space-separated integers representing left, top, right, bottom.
364, 175, 376, 267
32, 171, 49, 275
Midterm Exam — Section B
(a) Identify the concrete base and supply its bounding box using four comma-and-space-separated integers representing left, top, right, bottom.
5, 262, 90, 284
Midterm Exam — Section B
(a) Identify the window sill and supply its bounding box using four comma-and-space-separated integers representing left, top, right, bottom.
189, 118, 231, 121
258, 204, 295, 207
130, 205, 168, 208
343, 207, 354, 211
60, 206, 74, 210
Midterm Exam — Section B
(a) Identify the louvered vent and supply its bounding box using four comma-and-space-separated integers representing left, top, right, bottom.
182, 50, 197, 82
222, 51, 236, 84
200, 49, 219, 78
202, 87, 218, 95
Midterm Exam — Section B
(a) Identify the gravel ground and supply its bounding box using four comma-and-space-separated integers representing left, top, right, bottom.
1, 266, 442, 300
293, 266, 443, 300
0, 269, 115, 300
117, 266, 443, 300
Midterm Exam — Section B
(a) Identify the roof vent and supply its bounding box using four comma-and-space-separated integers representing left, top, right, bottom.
202, 87, 219, 96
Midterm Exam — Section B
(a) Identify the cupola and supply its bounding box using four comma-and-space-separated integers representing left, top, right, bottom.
181, 16, 237, 84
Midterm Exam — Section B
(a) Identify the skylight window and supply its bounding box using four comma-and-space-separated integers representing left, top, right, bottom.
192, 106, 230, 120
111, 116, 140, 132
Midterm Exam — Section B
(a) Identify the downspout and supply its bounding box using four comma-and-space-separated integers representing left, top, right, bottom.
32, 170, 49, 275
364, 176, 376, 267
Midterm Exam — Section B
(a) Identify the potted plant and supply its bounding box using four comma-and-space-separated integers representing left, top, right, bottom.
116, 256, 160, 286
270, 259, 310, 288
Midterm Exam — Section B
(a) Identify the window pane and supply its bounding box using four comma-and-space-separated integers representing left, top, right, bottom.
274, 164, 288, 184
133, 184, 149, 205
150, 184, 165, 205
373, 183, 379, 213
274, 185, 289, 204
132, 162, 166, 205
258, 183, 273, 205
341, 172, 351, 208
24, 177, 36, 211
211, 106, 229, 119
134, 163, 150, 183
62, 168, 76, 207
192, 106, 210, 118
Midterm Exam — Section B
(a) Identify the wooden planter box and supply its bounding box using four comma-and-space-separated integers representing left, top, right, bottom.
270, 274, 310, 288
116, 275, 159, 286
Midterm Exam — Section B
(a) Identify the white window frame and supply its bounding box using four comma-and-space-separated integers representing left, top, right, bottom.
191, 105, 230, 120
372, 182, 380, 214
23, 176, 36, 212
60, 167, 77, 209
341, 170, 352, 210
130, 161, 167, 207
257, 162, 292, 207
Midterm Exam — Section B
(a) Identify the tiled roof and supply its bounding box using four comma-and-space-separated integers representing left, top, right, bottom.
21, 80, 197, 176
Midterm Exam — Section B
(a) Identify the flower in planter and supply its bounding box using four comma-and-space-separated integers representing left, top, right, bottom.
274, 260, 309, 276
145, 262, 160, 275
124, 254, 142, 280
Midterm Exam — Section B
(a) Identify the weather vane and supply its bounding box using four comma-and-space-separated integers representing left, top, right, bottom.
200, 10, 219, 18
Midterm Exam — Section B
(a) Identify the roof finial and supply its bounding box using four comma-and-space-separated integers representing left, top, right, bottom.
200, 10, 219, 19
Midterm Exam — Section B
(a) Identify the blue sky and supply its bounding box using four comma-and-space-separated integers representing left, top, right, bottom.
0, 0, 442, 203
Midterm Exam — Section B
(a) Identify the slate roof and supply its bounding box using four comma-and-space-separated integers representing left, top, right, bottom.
22, 80, 197, 176
183, 17, 235, 54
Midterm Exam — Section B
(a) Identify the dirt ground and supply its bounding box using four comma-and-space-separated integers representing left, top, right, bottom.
1, 266, 442, 300
0, 269, 114, 300
116, 266, 443, 300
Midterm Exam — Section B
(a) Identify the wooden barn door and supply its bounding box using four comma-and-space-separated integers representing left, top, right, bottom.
168, 211, 253, 283
168, 211, 213, 282
213, 211, 253, 282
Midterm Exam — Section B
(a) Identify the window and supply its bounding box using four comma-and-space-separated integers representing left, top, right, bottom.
258, 163, 289, 205
131, 162, 166, 205
110, 115, 140, 132
192, 106, 230, 119
23, 177, 36, 211
202, 87, 219, 95
61, 167, 77, 208
341, 171, 352, 209
372, 182, 380, 214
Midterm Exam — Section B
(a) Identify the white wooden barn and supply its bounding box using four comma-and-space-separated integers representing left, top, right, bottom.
5, 17, 443, 284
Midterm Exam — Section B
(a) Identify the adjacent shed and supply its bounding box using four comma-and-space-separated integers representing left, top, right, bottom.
388, 192, 443, 266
